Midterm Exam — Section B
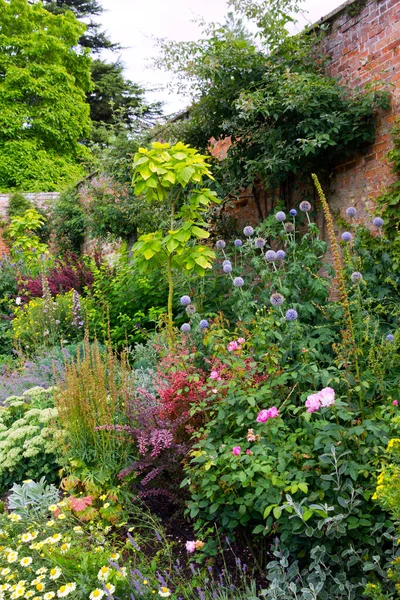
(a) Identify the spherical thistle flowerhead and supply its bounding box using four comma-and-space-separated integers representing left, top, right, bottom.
243, 226, 254, 237
234, 239, 243, 247
180, 295, 191, 306
341, 231, 352, 242
233, 277, 244, 287
216, 239, 226, 249
223, 263, 232, 273
351, 271, 363, 283
199, 319, 209, 329
270, 293, 285, 306
290, 208, 297, 217
222, 259, 231, 267
300, 201, 312, 212
255, 237, 266, 248
181, 323, 191, 333
284, 222, 295, 233
346, 207, 356, 217
275, 211, 286, 222
186, 304, 196, 315
386, 333, 394, 342
285, 308, 298, 321
276, 250, 286, 260
373, 216, 384, 228
265, 250, 277, 262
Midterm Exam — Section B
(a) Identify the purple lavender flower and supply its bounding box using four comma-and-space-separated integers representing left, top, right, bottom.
223, 264, 232, 273
341, 232, 352, 242
386, 333, 394, 342
197, 589, 206, 600
300, 201, 312, 212
373, 217, 384, 228
275, 211, 286, 222
243, 226, 254, 237
346, 207, 356, 217
285, 309, 298, 321
180, 295, 191, 306
270, 293, 285, 306
181, 323, 191, 333
265, 250, 277, 262
255, 238, 266, 248
199, 319, 209, 329
351, 271, 363, 282
72, 290, 84, 328
276, 250, 286, 260
289, 209, 297, 217
234, 239, 243, 247
216, 240, 226, 249
186, 304, 196, 315
233, 277, 244, 287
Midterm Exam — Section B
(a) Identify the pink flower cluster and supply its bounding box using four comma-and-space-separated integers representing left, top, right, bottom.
185, 540, 205, 553
227, 337, 245, 352
256, 406, 279, 422
305, 387, 335, 413
209, 370, 222, 380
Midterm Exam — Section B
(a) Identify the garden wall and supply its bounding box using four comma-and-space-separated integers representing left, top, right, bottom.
226, 0, 400, 226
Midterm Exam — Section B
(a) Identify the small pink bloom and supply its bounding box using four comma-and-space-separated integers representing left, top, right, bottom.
237, 337, 246, 344
231, 446, 241, 456
246, 449, 253, 455
256, 409, 270, 423
393, 400, 399, 406
268, 406, 279, 418
227, 341, 239, 352
305, 393, 321, 413
186, 541, 196, 553
319, 387, 335, 407
212, 388, 218, 394
302, 348, 308, 353
210, 370, 219, 379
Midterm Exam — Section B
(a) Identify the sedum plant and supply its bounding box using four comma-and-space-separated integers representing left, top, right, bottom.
8, 477, 60, 519
132, 141, 220, 333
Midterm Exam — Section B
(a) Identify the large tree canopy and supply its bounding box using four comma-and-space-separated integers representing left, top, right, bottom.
0, 0, 92, 191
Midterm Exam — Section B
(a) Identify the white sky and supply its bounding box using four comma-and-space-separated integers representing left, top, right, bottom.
100, 0, 344, 115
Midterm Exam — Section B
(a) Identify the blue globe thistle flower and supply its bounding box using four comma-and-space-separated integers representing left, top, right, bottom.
346, 207, 356, 217
223, 264, 232, 273
233, 277, 244, 287
386, 333, 394, 342
285, 309, 298, 321
276, 250, 286, 260
275, 211, 286, 222
234, 239, 243, 247
341, 232, 352, 242
216, 240, 226, 249
373, 217, 384, 228
223, 259, 231, 266
270, 293, 285, 306
186, 304, 196, 315
289, 209, 297, 217
181, 323, 191, 333
180, 295, 191, 306
199, 319, 209, 329
255, 238, 266, 248
284, 223, 295, 233
351, 271, 363, 282
243, 226, 254, 237
265, 250, 277, 262
299, 201, 312, 212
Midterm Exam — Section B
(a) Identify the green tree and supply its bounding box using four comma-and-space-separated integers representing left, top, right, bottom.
0, 0, 92, 191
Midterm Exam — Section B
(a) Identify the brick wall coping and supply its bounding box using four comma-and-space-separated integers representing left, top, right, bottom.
314, 0, 364, 27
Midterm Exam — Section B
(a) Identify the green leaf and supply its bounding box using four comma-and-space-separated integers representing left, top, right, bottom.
191, 226, 210, 239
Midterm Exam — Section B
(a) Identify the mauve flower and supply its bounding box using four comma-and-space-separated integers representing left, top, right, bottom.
233, 277, 244, 287
285, 309, 298, 321
275, 211, 286, 222
305, 394, 321, 413
231, 446, 241, 456
234, 239, 243, 247
265, 250, 277, 262
276, 250, 286, 260
186, 304, 196, 315
237, 337, 245, 344
270, 293, 285, 306
255, 238, 266, 248
346, 207, 356, 217
319, 387, 335, 407
199, 319, 209, 329
223, 264, 232, 273
284, 222, 295, 233
246, 449, 253, 455
373, 217, 384, 228
300, 201, 312, 212
210, 370, 219, 379
181, 323, 191, 333
180, 295, 191, 306
227, 341, 239, 352
393, 400, 398, 406
186, 541, 196, 553
386, 333, 394, 341
290, 209, 297, 217
268, 406, 279, 418
243, 226, 254, 237
341, 232, 352, 242
216, 240, 226, 249
256, 409, 270, 423
351, 271, 363, 282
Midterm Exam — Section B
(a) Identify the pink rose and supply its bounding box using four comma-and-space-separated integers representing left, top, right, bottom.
231, 446, 241, 456
210, 370, 219, 379
185, 541, 196, 553
305, 393, 321, 413
268, 406, 279, 418
393, 400, 399, 406
227, 341, 239, 352
237, 338, 246, 344
246, 449, 253, 455
256, 409, 270, 423
319, 387, 335, 407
